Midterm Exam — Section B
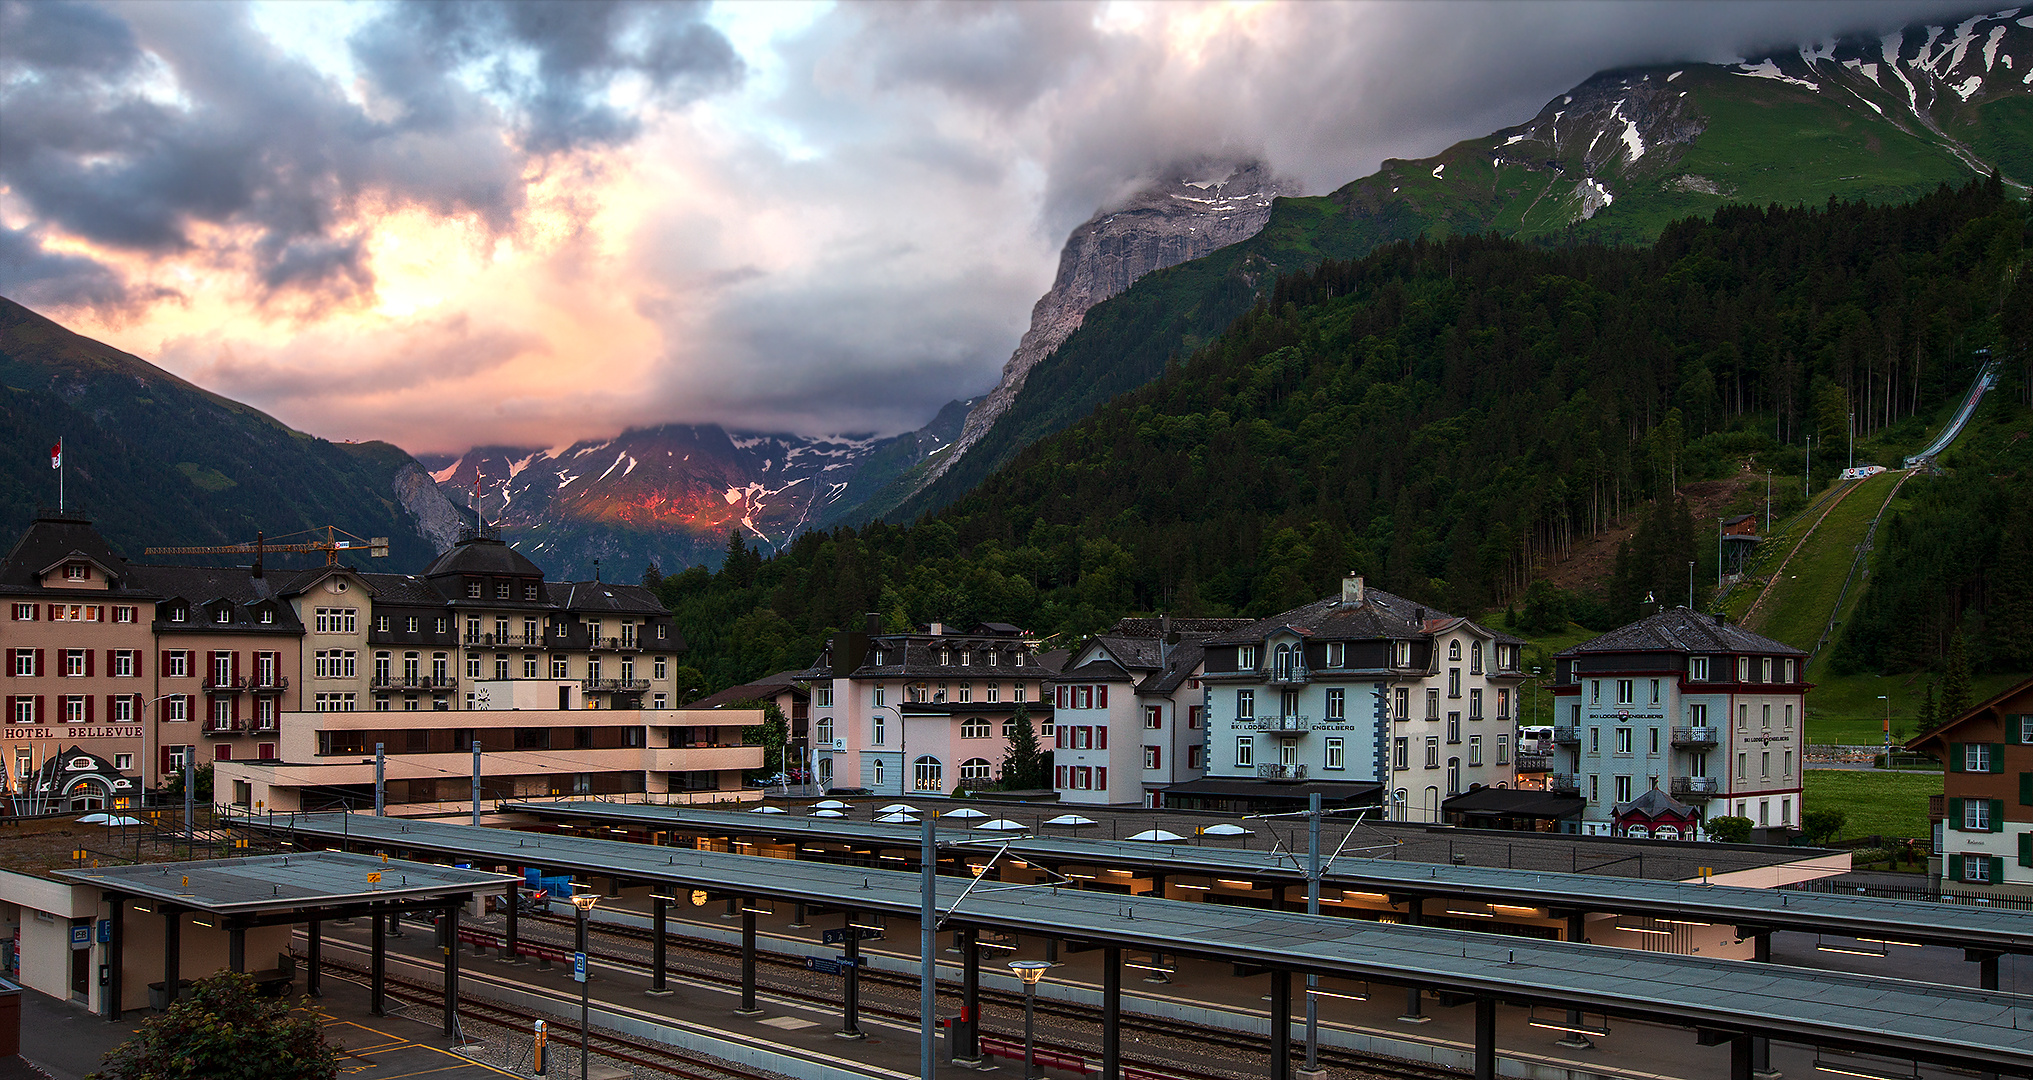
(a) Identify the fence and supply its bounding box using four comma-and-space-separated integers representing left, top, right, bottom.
1782, 878, 2033, 912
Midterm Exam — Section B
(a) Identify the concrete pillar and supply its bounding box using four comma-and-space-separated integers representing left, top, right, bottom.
161, 909, 180, 1008
441, 902, 460, 1038
1474, 997, 1497, 1080
647, 895, 671, 996
737, 902, 761, 1016
1102, 946, 1122, 1080
306, 920, 322, 998
502, 882, 520, 964
1269, 968, 1290, 1080
104, 896, 123, 1023
370, 912, 386, 1016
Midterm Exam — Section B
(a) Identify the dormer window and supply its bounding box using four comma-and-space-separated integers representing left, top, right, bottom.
940, 649, 952, 666
260, 609, 274, 625
959, 650, 971, 666
986, 651, 999, 667
1326, 642, 1346, 668
170, 606, 187, 623
524, 584, 539, 601
496, 582, 512, 599
1448, 640, 1461, 661
1237, 645, 1258, 670
64, 564, 87, 581
1393, 641, 1412, 667
467, 582, 482, 599
214, 607, 232, 624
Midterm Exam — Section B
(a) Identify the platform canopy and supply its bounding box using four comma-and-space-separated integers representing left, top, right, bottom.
54, 851, 517, 914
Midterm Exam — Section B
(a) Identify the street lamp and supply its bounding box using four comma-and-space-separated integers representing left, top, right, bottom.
873, 703, 905, 798
568, 891, 601, 1080
1879, 695, 1891, 749
1008, 960, 1052, 1079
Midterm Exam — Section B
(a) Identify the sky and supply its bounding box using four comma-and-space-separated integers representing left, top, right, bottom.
0, 0, 1996, 455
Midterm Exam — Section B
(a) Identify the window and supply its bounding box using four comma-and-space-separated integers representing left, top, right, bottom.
467, 656, 482, 679
1649, 679, 1661, 704
10, 698, 31, 724
435, 617, 448, 635
314, 607, 357, 633
169, 606, 186, 623
960, 758, 992, 782
406, 616, 420, 634
1326, 642, 1346, 668
1964, 800, 1991, 831
165, 696, 188, 722
1589, 727, 1600, 753
467, 582, 482, 598
1590, 680, 1601, 704
1393, 687, 1409, 720
114, 605, 135, 623
1237, 645, 1258, 670
1468, 734, 1482, 765
1964, 855, 1992, 883
1145, 706, 1162, 729
526, 584, 541, 601
1448, 668, 1461, 698
1615, 774, 1632, 803
987, 683, 1000, 703
1468, 688, 1482, 720
1447, 713, 1460, 744
1325, 688, 1345, 719
872, 713, 886, 746
313, 692, 357, 712
1187, 746, 1202, 769
1738, 752, 1746, 778
10, 603, 34, 621
872, 684, 885, 707
961, 717, 990, 738
1496, 734, 1510, 765
1784, 703, 1794, 729
1235, 737, 1254, 767
1393, 737, 1408, 770
1393, 641, 1412, 667
111, 696, 134, 721
1690, 656, 1709, 681
1325, 737, 1344, 770
1144, 745, 1162, 769
1616, 679, 1634, 705
1737, 656, 1750, 681
1446, 758, 1461, 796
1762, 657, 1773, 682
1236, 689, 1255, 718
495, 655, 510, 680
1187, 706, 1202, 729
957, 683, 971, 703
655, 656, 669, 680
1424, 736, 1439, 768
165, 651, 188, 678
64, 563, 87, 581
1425, 688, 1439, 719
551, 655, 570, 679
63, 696, 85, 722
1964, 743, 1994, 772
816, 717, 833, 747
1014, 683, 1027, 703
1496, 688, 1510, 720
64, 649, 86, 677
1784, 659, 1796, 683
523, 655, 538, 679
1761, 751, 1770, 778
375, 614, 390, 633
1649, 728, 1659, 754
1762, 704, 1771, 729
1470, 641, 1483, 674
652, 693, 667, 708
912, 756, 942, 793
872, 758, 886, 788
1689, 703, 1707, 726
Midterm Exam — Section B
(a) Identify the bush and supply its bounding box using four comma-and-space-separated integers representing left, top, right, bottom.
1705, 815, 1753, 844
1799, 808, 1847, 845
91, 971, 337, 1080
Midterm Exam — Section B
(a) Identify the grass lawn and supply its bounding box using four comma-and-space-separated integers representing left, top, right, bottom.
1748, 471, 1898, 652
1804, 769, 1938, 841
1804, 668, 2027, 745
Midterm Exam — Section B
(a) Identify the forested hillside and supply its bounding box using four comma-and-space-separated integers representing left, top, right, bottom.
656, 181, 2030, 694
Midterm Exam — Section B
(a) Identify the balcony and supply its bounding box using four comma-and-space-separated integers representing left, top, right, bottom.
1670, 775, 1721, 796
584, 678, 652, 693
202, 675, 247, 693
250, 676, 289, 692
589, 636, 642, 652
1256, 763, 1307, 781
1249, 715, 1311, 733
461, 633, 542, 647
1548, 773, 1580, 795
371, 674, 458, 690
1514, 752, 1551, 774
202, 719, 244, 737
1670, 726, 1719, 748
1552, 726, 1581, 745
1267, 664, 1311, 686
248, 718, 279, 735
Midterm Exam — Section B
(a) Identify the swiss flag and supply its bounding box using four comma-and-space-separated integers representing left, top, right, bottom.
50, 440, 61, 469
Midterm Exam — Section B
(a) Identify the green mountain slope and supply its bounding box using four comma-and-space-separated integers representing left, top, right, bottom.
0, 297, 460, 570
887, 11, 2033, 523
652, 182, 2030, 694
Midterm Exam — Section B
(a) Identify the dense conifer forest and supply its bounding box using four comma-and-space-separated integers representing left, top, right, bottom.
653, 180, 2031, 695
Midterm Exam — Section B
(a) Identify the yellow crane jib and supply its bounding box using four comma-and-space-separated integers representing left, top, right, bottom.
144, 525, 390, 569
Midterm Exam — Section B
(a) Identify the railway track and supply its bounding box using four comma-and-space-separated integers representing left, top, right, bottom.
480, 910, 1464, 1080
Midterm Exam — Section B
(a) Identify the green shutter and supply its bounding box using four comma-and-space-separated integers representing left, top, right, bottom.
1992, 800, 2006, 833
2021, 773, 2032, 807
1992, 856, 2006, 884
1949, 744, 1965, 773
2020, 832, 2032, 869
1948, 797, 1964, 831
2009, 717, 2024, 746
1949, 853, 1964, 880
1991, 744, 2007, 774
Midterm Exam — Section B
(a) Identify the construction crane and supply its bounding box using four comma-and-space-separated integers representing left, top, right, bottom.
146, 525, 389, 573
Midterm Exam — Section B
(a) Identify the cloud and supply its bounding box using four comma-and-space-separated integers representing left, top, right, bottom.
0, 0, 2000, 454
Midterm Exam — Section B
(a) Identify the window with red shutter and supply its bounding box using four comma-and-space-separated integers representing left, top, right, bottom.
1097, 727, 1107, 749
84, 650, 94, 677
35, 696, 45, 722
215, 745, 231, 762
85, 696, 93, 722
1097, 685, 1107, 708
1096, 767, 1106, 788
1055, 765, 1065, 788
258, 743, 276, 760
133, 651, 143, 679
34, 649, 44, 676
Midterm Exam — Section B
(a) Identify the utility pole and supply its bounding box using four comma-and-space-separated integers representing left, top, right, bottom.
374, 743, 386, 816
920, 814, 936, 1080
1848, 411, 1855, 471
1805, 434, 1812, 496
182, 754, 194, 842
1717, 518, 1725, 591
472, 743, 482, 826
1304, 792, 1322, 1074
1765, 471, 1771, 533
1688, 561, 1695, 610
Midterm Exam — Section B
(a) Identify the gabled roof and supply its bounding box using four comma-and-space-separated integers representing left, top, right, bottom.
690, 670, 810, 710
0, 513, 142, 592
1106, 617, 1256, 639
354, 572, 450, 607
125, 564, 306, 613
1140, 638, 1212, 696
1905, 674, 2033, 755
423, 535, 546, 579
1201, 587, 1525, 647
546, 581, 667, 615
1058, 657, 1135, 683
1614, 786, 1697, 821
1557, 607, 1804, 659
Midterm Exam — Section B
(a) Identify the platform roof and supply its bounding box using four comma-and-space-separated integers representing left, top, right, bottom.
507, 801, 2032, 955
255, 811, 2033, 1073
54, 851, 516, 914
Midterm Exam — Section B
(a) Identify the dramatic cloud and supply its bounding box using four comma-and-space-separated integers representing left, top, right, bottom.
0, 0, 1996, 452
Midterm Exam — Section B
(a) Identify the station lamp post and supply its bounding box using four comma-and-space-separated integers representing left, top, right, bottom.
569, 891, 601, 1080
1879, 694, 1891, 748
1008, 960, 1052, 1079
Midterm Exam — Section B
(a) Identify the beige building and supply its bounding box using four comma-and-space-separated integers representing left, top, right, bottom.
216, 703, 762, 813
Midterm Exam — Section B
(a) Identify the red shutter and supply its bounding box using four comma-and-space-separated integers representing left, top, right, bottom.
34, 696, 45, 722
1097, 727, 1108, 750
34, 649, 44, 676
1056, 726, 1065, 749
161, 651, 172, 678
133, 650, 143, 679
85, 649, 94, 677
259, 743, 275, 760
215, 745, 230, 762
85, 695, 94, 722
1055, 765, 1066, 788
4, 648, 13, 675
159, 747, 173, 775
1097, 767, 1106, 788
232, 651, 241, 683
1152, 747, 1161, 768
1097, 685, 1107, 708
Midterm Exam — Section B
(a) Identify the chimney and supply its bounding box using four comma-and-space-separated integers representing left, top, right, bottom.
1342, 574, 1364, 604
1414, 607, 1425, 624
866, 612, 881, 634
929, 621, 944, 636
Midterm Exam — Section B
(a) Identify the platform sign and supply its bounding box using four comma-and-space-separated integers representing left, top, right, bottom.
97, 919, 111, 944
572, 951, 587, 983
70, 926, 90, 949
821, 927, 883, 945
806, 957, 840, 975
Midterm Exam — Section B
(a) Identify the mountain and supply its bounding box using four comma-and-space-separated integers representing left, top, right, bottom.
648, 178, 2031, 693
0, 296, 462, 569
886, 8, 2033, 524
423, 159, 1291, 575
853, 159, 1295, 519
415, 397, 977, 580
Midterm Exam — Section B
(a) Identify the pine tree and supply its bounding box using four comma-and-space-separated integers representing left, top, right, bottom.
998, 704, 1048, 790
1915, 681, 1939, 735
1939, 631, 1972, 725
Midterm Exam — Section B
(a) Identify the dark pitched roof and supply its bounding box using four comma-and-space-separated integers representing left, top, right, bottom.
1613, 786, 1698, 820
690, 670, 810, 710
354, 572, 451, 607
546, 581, 667, 615
1058, 657, 1135, 683
1556, 607, 1805, 658
1140, 639, 1211, 696
0, 513, 142, 592
423, 536, 546, 580
1202, 587, 1525, 648
1442, 787, 1587, 820
846, 634, 1056, 679
1106, 617, 1256, 639
124, 564, 303, 616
